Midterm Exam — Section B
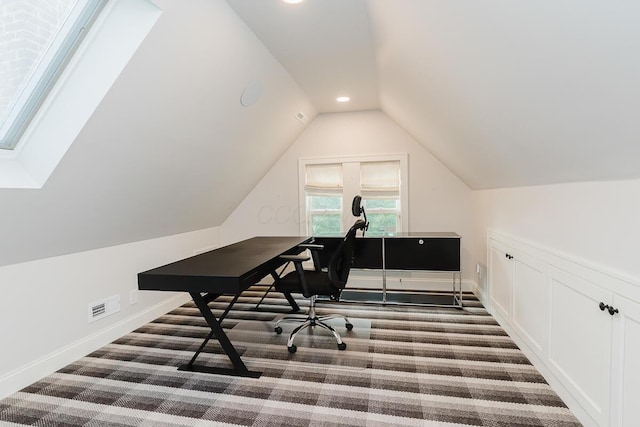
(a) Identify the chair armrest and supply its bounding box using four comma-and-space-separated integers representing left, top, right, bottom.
299, 243, 324, 251
280, 254, 310, 262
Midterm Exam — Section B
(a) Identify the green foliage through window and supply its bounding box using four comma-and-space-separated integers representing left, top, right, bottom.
366, 213, 398, 235
309, 195, 341, 210
311, 214, 342, 236
363, 199, 397, 210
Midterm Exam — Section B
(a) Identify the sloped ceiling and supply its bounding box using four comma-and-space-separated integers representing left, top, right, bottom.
229, 0, 640, 189
226, 0, 378, 113
4, 0, 640, 266
0, 0, 315, 266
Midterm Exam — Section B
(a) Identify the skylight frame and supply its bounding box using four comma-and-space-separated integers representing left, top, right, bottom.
0, 0, 107, 150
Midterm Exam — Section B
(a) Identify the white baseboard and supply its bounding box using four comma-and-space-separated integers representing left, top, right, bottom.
0, 293, 190, 400
470, 280, 486, 305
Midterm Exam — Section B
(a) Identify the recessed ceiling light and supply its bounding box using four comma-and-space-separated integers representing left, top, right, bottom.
283, 0, 304, 4
336, 96, 350, 103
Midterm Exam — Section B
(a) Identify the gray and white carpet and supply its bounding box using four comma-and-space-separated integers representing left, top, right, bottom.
0, 287, 582, 426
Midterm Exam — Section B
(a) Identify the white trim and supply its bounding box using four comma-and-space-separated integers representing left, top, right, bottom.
488, 229, 640, 300
470, 279, 486, 305
0, 293, 190, 400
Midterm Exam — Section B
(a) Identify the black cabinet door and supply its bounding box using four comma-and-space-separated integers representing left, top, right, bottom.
384, 238, 460, 271
312, 237, 383, 269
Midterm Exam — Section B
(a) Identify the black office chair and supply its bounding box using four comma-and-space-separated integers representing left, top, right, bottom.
351, 195, 369, 236
274, 219, 366, 353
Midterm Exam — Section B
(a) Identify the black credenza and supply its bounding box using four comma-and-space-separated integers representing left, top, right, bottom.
312, 232, 462, 307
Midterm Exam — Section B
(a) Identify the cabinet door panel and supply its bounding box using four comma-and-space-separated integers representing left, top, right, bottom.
549, 267, 612, 426
489, 241, 512, 321
512, 254, 547, 354
612, 295, 640, 427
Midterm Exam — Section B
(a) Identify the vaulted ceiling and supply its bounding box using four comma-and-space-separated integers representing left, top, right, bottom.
3, 0, 640, 266
228, 0, 640, 189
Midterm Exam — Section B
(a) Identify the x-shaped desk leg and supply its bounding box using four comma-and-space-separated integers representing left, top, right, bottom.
178, 292, 261, 378
253, 266, 301, 313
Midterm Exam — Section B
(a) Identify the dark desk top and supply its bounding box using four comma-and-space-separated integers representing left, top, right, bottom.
138, 236, 309, 294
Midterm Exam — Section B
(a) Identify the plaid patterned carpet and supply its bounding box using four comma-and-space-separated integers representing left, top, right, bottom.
0, 286, 582, 426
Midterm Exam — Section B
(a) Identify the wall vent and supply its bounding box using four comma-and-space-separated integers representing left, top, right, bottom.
296, 111, 307, 124
88, 294, 120, 323
92, 303, 106, 318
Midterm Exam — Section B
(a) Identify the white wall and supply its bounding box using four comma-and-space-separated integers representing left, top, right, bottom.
472, 178, 640, 295
0, 0, 315, 268
0, 226, 220, 399
222, 110, 475, 280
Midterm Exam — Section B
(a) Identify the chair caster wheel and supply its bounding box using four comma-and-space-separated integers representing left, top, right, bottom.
337, 342, 347, 350
275, 326, 282, 334
288, 345, 297, 353
345, 322, 353, 331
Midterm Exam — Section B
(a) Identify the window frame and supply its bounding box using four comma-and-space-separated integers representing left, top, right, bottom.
298, 154, 409, 236
0, 0, 107, 150
306, 191, 344, 236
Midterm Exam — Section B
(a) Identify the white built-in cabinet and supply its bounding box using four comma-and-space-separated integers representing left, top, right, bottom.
487, 230, 640, 427
611, 294, 640, 427
488, 242, 512, 320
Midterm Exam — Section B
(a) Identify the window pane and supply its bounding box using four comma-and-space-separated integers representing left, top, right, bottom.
311, 214, 342, 236
0, 1, 76, 119
309, 195, 341, 210
366, 213, 398, 235
363, 198, 398, 210
0, 0, 104, 148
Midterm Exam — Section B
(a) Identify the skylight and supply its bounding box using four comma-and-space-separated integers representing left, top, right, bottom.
0, 0, 106, 150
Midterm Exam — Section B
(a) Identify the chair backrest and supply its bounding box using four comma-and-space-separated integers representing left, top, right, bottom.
327, 219, 367, 289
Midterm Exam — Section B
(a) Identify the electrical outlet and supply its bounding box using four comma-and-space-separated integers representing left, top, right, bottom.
129, 289, 138, 305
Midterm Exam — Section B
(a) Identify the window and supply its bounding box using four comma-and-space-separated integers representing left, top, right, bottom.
360, 161, 401, 235
304, 163, 343, 236
299, 155, 408, 236
0, 0, 106, 150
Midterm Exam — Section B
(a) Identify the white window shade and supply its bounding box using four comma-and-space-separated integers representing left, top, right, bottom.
298, 154, 408, 236
305, 163, 343, 193
360, 161, 400, 196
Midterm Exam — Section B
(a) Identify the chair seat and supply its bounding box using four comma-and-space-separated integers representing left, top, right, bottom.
275, 269, 339, 297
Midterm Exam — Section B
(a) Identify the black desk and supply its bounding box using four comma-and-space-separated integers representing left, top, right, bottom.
138, 236, 308, 378
312, 232, 462, 307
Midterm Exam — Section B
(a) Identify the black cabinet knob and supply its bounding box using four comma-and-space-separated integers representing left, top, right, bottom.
599, 302, 619, 316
